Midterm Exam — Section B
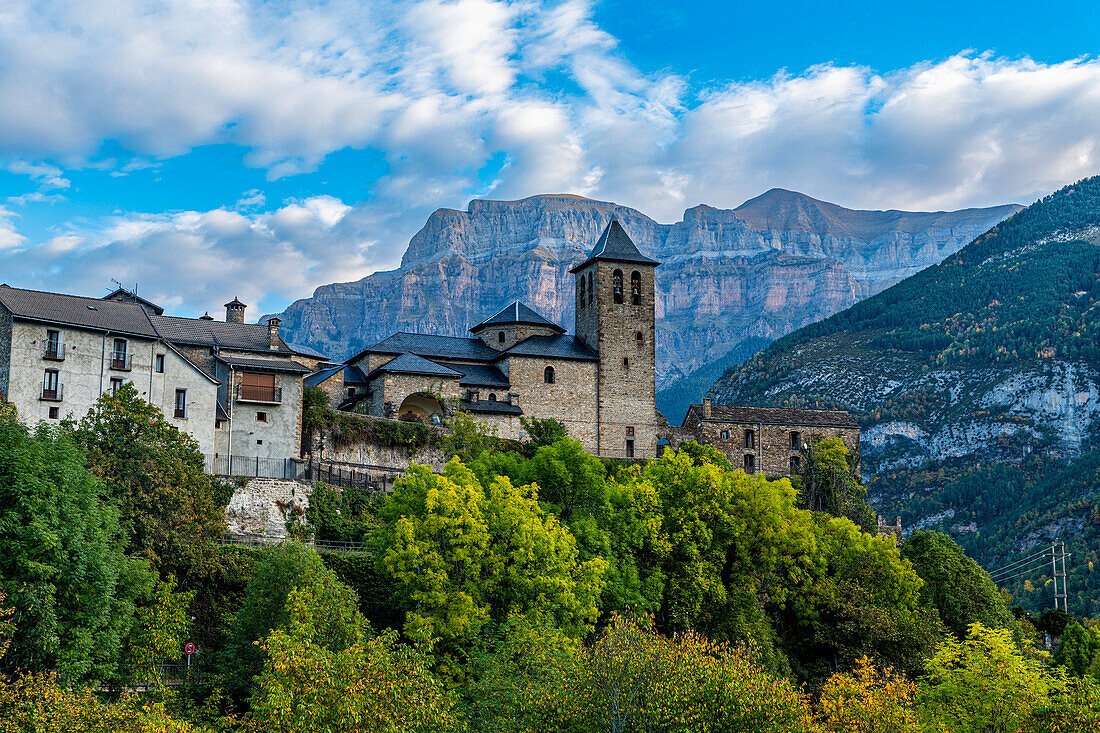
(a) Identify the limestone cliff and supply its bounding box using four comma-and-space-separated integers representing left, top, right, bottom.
273, 190, 1018, 415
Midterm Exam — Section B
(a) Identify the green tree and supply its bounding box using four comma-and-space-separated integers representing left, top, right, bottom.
798, 436, 875, 531
901, 530, 1017, 638
519, 416, 568, 453
0, 414, 155, 687
1055, 622, 1100, 679
379, 459, 606, 679
441, 410, 498, 463
72, 383, 226, 587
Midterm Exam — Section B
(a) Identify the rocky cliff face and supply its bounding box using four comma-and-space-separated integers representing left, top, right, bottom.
274, 190, 1018, 402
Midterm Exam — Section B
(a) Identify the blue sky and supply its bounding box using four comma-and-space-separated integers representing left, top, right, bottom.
0, 0, 1099, 317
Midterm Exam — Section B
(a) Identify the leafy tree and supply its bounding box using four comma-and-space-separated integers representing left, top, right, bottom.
918, 623, 1050, 733
441, 410, 498, 463
901, 530, 1017, 637
798, 436, 875, 531
379, 459, 607, 678
304, 481, 379, 543
215, 541, 356, 708
519, 416, 568, 453
0, 414, 155, 687
817, 656, 921, 733
122, 575, 194, 687
72, 383, 226, 587
1055, 622, 1100, 678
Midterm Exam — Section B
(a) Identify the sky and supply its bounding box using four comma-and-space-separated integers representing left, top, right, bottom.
1, 0, 1099, 317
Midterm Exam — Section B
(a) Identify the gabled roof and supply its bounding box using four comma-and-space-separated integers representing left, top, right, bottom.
495, 334, 599, 362
470, 301, 565, 334
682, 404, 859, 430
366, 352, 463, 379
454, 364, 511, 388
150, 315, 295, 354
344, 365, 369, 384
570, 217, 660, 272
216, 354, 312, 373
102, 288, 165, 315
284, 340, 329, 360
0, 284, 160, 337
304, 365, 345, 387
351, 332, 500, 363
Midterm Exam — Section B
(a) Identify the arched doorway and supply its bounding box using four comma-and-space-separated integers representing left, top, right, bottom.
397, 394, 444, 423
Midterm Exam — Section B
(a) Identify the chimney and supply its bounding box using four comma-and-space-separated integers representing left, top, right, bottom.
702, 398, 712, 418
199, 312, 214, 321
224, 297, 247, 323
267, 317, 281, 350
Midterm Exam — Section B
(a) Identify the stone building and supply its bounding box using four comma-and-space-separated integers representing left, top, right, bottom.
329, 218, 663, 458
677, 398, 860, 477
0, 285, 318, 471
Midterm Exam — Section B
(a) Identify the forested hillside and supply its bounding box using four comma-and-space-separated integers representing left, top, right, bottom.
711, 176, 1100, 614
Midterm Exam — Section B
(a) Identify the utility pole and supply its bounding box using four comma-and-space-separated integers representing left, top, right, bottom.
1056, 541, 1069, 613
1051, 541, 1060, 611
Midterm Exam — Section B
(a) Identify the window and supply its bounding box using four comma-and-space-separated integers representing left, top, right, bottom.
544, 366, 555, 384
631, 271, 641, 305
174, 389, 187, 418
790, 456, 801, 474
257, 411, 267, 422
48, 406, 59, 420
488, 393, 497, 402
719, 430, 729, 440
42, 369, 60, 401
240, 372, 277, 401
256, 439, 263, 445
635, 331, 644, 344
744, 454, 755, 473
109, 377, 124, 393
578, 280, 585, 308
790, 431, 801, 450
498, 331, 505, 344
744, 429, 755, 449
587, 272, 593, 305
622, 357, 629, 368
155, 354, 165, 373
347, 387, 355, 398
44, 329, 62, 360
112, 339, 129, 370
613, 269, 624, 304
626, 426, 635, 437
625, 439, 635, 458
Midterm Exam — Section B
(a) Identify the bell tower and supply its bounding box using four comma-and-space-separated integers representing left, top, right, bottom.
571, 217, 660, 458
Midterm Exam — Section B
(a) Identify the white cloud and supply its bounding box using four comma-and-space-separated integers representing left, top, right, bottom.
1, 1, 1100, 315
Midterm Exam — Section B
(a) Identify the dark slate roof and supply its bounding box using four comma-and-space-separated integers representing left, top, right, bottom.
570, 217, 660, 272
216, 401, 230, 422
344, 365, 369, 384
285, 340, 329, 360
150, 315, 295, 353
682, 404, 859, 429
470, 301, 565, 334
461, 398, 523, 415
216, 354, 312, 373
0, 284, 160, 337
102, 288, 165, 315
496, 334, 599, 362
366, 352, 463, 379
304, 365, 345, 387
225, 297, 247, 308
454, 364, 511, 388
352, 332, 499, 362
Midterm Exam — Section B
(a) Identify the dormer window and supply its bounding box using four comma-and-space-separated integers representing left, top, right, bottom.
498, 331, 505, 344
613, 270, 624, 304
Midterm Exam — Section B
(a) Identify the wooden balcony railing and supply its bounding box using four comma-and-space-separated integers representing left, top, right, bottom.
111, 353, 132, 371
41, 385, 63, 401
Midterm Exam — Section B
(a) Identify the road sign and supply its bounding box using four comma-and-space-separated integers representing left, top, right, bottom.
184, 642, 195, 655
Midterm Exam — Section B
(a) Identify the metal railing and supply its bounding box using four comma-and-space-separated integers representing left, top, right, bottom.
303, 460, 401, 492
42, 343, 65, 360
110, 353, 132, 371
40, 384, 63, 401
218, 534, 369, 554
204, 454, 304, 479
236, 384, 282, 403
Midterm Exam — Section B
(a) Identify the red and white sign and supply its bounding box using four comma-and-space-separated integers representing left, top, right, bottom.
184, 642, 195, 655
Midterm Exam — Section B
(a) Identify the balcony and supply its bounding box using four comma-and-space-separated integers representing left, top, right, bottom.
42, 344, 65, 361
110, 353, 132, 371
235, 384, 282, 404
40, 384, 63, 401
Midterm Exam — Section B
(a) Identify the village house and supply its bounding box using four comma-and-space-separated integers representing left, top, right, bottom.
0, 285, 319, 474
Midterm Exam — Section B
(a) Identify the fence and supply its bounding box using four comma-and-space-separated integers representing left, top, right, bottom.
218, 534, 368, 554
204, 454, 304, 479
303, 460, 403, 492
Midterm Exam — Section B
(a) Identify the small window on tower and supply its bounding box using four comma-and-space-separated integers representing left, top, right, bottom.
544, 366, 555, 384
587, 272, 593, 304
488, 393, 497, 402
498, 331, 505, 344
623, 357, 629, 368
613, 270, 624, 304
635, 331, 643, 344
631, 271, 641, 305
578, 280, 585, 308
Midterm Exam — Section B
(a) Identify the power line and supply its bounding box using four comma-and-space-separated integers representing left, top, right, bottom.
986, 549, 1051, 577
989, 556, 1052, 582
990, 561, 1054, 585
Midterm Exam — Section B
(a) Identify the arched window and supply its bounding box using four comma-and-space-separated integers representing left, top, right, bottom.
622, 357, 629, 368
635, 330, 644, 344
544, 366, 555, 384
613, 269, 624, 304
498, 331, 505, 344
630, 271, 641, 305
578, 279, 585, 308
587, 272, 593, 305
488, 393, 497, 402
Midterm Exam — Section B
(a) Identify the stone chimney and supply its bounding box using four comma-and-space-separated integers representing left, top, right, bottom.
267, 317, 281, 350
225, 297, 247, 323
702, 397, 712, 418
199, 312, 214, 321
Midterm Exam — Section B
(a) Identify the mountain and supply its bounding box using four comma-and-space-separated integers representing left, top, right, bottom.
708, 175, 1100, 614
273, 191, 1018, 422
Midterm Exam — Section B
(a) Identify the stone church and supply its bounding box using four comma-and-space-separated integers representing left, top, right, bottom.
329, 218, 662, 458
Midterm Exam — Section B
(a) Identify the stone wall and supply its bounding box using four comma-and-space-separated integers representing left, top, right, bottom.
504, 355, 598, 452
474, 322, 563, 352
690, 419, 860, 477
0, 306, 11, 397
312, 369, 346, 409
226, 477, 314, 538
377, 373, 461, 419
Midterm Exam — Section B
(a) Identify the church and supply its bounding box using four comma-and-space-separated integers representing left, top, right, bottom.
324, 218, 662, 458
